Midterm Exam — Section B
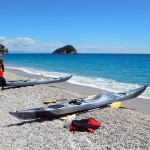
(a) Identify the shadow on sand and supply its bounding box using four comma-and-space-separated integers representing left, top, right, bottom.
4, 106, 136, 127
2, 85, 58, 90
4, 116, 58, 127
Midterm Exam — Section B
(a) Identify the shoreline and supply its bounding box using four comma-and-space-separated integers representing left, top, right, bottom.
5, 68, 150, 114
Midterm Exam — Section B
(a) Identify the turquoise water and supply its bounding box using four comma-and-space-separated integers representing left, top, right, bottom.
3, 54, 150, 99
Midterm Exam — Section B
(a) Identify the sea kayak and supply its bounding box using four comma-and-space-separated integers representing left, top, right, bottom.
9, 86, 148, 119
6, 75, 73, 87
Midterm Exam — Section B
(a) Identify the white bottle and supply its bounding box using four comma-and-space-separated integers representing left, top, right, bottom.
64, 114, 76, 128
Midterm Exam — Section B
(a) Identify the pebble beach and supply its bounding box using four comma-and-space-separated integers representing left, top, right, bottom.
0, 71, 150, 150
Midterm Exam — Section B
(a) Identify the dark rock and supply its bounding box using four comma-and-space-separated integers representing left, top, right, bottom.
0, 44, 9, 54
52, 45, 77, 54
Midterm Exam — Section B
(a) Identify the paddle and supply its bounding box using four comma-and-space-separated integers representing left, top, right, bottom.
86, 94, 96, 98
43, 100, 57, 104
59, 114, 76, 120
44, 94, 122, 119
41, 74, 50, 79
86, 94, 122, 108
109, 102, 122, 108
43, 94, 96, 105
43, 94, 122, 107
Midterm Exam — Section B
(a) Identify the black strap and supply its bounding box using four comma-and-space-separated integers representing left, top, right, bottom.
72, 119, 98, 130
69, 99, 83, 105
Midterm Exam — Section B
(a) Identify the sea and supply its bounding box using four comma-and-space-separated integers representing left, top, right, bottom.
3, 54, 150, 99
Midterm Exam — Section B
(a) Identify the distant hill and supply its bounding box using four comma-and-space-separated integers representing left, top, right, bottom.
52, 45, 77, 54
0, 44, 9, 54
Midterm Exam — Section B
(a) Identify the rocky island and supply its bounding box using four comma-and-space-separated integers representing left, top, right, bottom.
52, 45, 77, 54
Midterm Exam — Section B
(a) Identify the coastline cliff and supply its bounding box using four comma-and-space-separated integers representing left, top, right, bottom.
0, 44, 9, 54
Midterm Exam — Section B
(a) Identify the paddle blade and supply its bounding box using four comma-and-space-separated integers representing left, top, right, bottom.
60, 114, 76, 120
109, 102, 122, 108
86, 94, 96, 99
43, 100, 57, 104
59, 116, 67, 120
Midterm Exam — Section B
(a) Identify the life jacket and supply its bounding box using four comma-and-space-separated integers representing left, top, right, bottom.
69, 117, 101, 133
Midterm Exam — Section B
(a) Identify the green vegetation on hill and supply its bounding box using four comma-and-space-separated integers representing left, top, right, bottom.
52, 45, 77, 54
0, 44, 9, 54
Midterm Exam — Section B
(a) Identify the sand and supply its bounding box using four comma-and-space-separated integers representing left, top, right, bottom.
0, 71, 150, 150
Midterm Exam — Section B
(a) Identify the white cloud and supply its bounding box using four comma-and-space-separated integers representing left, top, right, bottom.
83, 46, 99, 50
0, 36, 7, 42
42, 43, 65, 50
78, 45, 113, 53
78, 44, 149, 54
3, 38, 37, 46
0, 36, 65, 53
0, 36, 149, 54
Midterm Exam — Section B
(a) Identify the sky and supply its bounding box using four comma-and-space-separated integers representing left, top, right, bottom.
0, 0, 150, 54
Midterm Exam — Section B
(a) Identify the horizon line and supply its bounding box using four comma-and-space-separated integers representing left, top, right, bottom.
5, 52, 150, 55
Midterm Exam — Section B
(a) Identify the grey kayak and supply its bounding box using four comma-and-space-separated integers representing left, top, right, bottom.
9, 86, 148, 119
6, 75, 73, 87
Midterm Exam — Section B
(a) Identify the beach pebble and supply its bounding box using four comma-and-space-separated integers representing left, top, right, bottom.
0, 72, 150, 150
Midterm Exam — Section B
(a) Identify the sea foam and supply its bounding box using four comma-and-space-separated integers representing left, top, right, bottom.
6, 66, 150, 99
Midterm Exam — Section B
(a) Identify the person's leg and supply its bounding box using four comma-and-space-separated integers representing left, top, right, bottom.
1, 77, 6, 90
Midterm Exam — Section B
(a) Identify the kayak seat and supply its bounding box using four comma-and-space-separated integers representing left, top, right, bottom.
69, 99, 83, 105
117, 92, 126, 95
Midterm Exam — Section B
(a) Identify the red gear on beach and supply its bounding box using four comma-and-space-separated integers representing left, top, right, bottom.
0, 70, 3, 77
0, 61, 4, 77
69, 117, 101, 133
